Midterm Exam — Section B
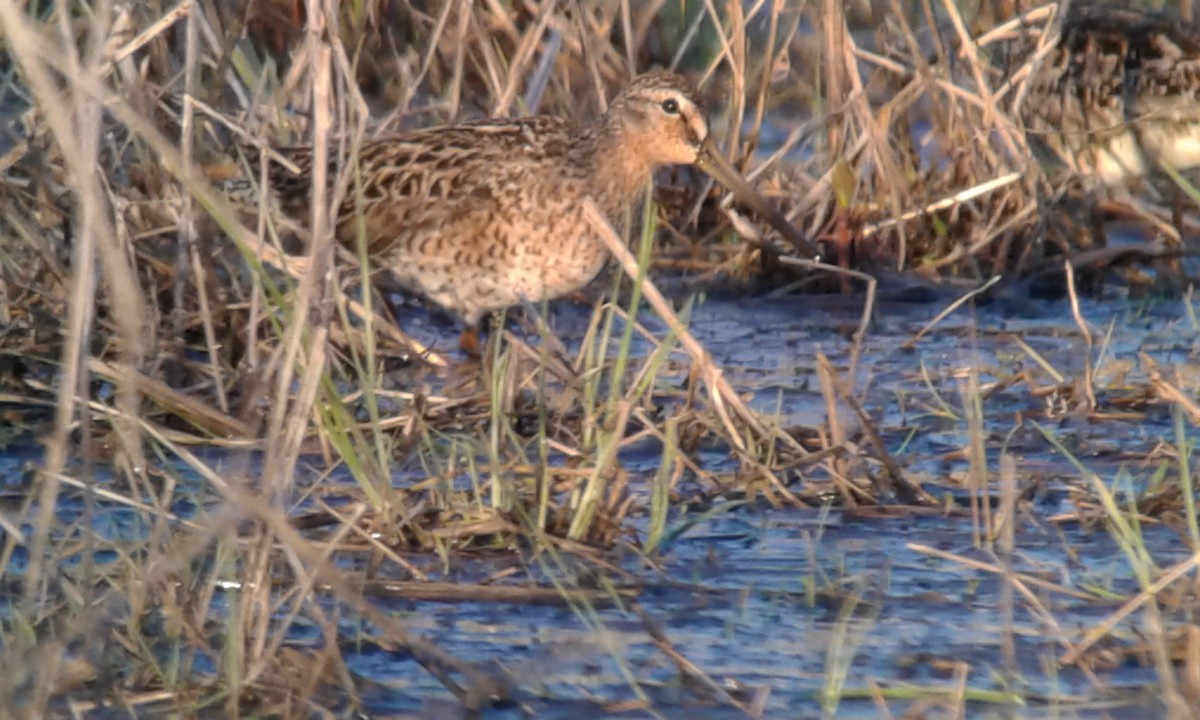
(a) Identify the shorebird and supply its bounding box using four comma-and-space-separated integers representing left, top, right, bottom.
258, 71, 817, 354
1019, 2, 1200, 189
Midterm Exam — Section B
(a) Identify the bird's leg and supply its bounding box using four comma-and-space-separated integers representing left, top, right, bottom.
377, 289, 403, 325
1172, 185, 1185, 238
459, 325, 483, 358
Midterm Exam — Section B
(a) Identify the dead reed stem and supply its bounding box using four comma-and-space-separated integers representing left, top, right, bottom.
584, 197, 806, 503
0, 0, 149, 616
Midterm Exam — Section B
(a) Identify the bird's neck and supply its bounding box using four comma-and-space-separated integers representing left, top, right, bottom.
575, 120, 658, 216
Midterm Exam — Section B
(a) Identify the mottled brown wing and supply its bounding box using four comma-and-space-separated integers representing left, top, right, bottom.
269, 116, 576, 260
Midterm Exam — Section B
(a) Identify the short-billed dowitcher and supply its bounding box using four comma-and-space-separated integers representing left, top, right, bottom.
261, 71, 817, 353
1020, 2, 1200, 187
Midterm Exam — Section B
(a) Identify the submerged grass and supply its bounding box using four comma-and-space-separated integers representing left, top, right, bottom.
2, 0, 1200, 717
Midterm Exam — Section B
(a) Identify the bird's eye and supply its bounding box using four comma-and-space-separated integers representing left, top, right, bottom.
661, 98, 680, 114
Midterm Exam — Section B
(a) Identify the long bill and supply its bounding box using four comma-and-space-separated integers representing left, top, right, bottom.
694, 137, 821, 260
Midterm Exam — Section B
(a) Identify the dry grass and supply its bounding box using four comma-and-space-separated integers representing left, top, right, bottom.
1, 0, 1199, 716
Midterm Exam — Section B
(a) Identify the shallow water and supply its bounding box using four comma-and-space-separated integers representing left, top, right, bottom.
4, 288, 1199, 718
345, 291, 1195, 717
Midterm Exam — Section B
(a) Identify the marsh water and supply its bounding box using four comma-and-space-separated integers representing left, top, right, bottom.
363, 289, 1196, 718
6, 276, 1198, 718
